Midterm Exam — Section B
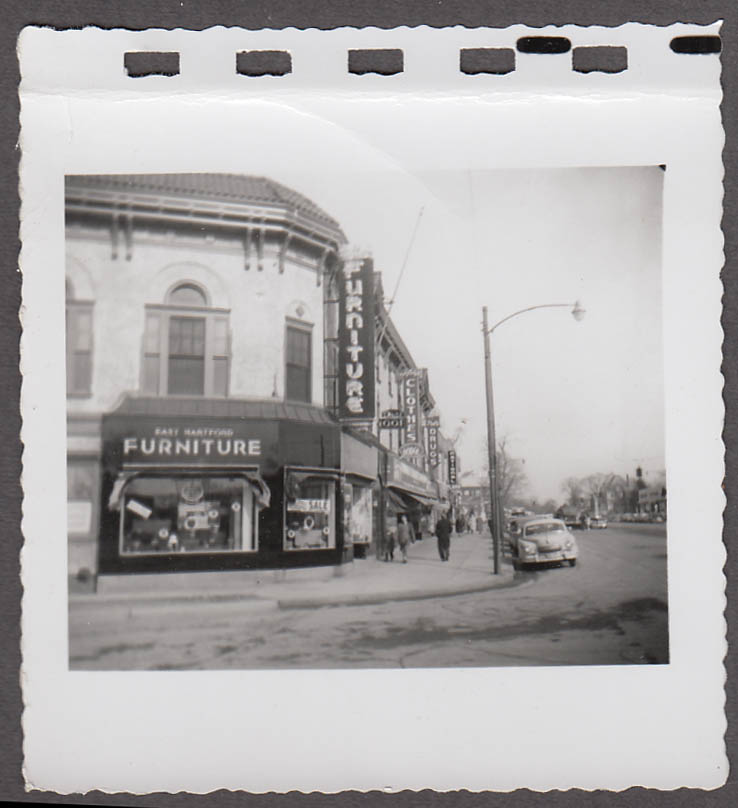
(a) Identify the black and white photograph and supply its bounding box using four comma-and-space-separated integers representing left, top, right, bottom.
64, 166, 668, 671
18, 22, 725, 793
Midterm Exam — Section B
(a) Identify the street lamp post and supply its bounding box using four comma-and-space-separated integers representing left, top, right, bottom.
482, 301, 585, 574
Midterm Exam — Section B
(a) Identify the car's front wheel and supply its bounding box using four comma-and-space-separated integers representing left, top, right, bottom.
568, 558, 577, 567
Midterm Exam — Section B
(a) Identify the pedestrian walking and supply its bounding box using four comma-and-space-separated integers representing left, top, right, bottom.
386, 528, 396, 561
455, 514, 465, 535
435, 513, 451, 561
397, 515, 411, 563
380, 526, 396, 561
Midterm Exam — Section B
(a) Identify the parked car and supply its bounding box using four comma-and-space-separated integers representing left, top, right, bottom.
510, 517, 578, 569
589, 515, 608, 529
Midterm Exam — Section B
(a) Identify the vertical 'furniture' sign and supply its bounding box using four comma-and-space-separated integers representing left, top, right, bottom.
338, 256, 376, 419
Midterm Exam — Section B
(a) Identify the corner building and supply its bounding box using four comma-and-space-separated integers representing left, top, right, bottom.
66, 174, 347, 577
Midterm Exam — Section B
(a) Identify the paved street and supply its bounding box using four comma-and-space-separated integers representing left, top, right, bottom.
69, 523, 667, 670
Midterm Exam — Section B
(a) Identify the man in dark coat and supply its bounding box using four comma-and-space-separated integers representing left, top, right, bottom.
435, 513, 451, 561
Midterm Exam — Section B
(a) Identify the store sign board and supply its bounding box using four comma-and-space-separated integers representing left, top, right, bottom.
386, 454, 436, 498
338, 257, 376, 420
290, 498, 331, 513
104, 417, 279, 467
426, 416, 440, 468
378, 408, 404, 429
401, 369, 424, 451
399, 443, 423, 459
447, 450, 458, 485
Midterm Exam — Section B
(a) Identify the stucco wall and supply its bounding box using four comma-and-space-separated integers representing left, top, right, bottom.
65, 224, 326, 413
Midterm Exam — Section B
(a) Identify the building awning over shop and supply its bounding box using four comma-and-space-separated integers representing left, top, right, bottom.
341, 430, 378, 480
386, 485, 439, 510
107, 468, 271, 510
108, 396, 338, 426
384, 488, 409, 513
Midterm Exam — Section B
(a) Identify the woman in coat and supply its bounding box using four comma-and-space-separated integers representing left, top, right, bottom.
397, 515, 411, 563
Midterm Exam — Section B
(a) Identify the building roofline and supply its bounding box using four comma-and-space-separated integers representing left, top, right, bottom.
65, 173, 347, 249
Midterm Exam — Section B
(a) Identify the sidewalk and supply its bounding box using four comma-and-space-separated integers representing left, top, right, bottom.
71, 530, 517, 610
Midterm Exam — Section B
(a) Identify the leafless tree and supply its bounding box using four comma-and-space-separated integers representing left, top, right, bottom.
561, 476, 584, 508
481, 436, 529, 509
583, 472, 618, 515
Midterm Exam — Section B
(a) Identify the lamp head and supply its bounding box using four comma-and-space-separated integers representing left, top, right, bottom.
571, 300, 586, 323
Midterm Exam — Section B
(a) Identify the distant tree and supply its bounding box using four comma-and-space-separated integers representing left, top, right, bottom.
606, 474, 630, 513
583, 473, 618, 516
541, 498, 559, 515
561, 476, 584, 508
480, 436, 528, 510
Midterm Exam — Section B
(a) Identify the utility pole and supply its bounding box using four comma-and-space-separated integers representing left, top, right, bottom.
482, 306, 501, 574
481, 300, 585, 575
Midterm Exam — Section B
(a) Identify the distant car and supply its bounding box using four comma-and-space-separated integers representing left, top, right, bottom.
589, 515, 608, 529
510, 517, 578, 569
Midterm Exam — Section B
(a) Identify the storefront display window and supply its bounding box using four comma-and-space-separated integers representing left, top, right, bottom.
348, 484, 373, 545
119, 475, 257, 555
284, 470, 336, 550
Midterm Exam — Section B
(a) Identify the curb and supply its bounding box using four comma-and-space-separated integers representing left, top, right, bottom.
277, 574, 521, 610
69, 591, 278, 608
68, 571, 523, 610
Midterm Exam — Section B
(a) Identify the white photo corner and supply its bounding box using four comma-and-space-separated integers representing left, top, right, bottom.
18, 23, 726, 793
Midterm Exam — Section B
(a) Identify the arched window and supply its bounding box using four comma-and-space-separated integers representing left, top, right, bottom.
65, 277, 93, 396
167, 283, 208, 307
142, 281, 230, 397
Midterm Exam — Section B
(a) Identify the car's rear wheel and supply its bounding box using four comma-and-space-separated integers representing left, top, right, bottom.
568, 558, 577, 567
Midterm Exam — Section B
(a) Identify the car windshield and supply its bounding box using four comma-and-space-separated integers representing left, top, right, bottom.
525, 522, 566, 536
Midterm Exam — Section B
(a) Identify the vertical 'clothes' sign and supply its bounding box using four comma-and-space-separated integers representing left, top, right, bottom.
338, 257, 376, 419
426, 415, 440, 468
401, 369, 424, 453
447, 449, 458, 485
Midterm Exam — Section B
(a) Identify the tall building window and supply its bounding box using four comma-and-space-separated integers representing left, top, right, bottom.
143, 282, 230, 397
65, 279, 93, 396
168, 316, 206, 395
323, 273, 339, 413
286, 321, 312, 403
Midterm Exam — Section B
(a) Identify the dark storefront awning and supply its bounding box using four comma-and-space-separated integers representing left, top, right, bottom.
107, 468, 271, 510
386, 485, 439, 511
109, 396, 338, 426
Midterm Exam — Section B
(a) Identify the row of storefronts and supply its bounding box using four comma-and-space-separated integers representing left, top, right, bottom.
64, 172, 459, 584
73, 395, 448, 577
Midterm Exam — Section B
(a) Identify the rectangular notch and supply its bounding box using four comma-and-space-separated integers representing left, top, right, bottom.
348, 49, 404, 76
573, 46, 628, 74
460, 48, 515, 75
124, 51, 180, 78
236, 50, 292, 77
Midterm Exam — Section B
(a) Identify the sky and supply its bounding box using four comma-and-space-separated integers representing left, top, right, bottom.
262, 165, 664, 502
